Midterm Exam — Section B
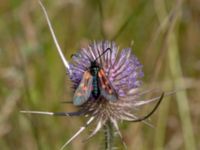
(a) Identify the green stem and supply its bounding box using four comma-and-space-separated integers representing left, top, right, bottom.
104, 121, 113, 150
154, 0, 197, 149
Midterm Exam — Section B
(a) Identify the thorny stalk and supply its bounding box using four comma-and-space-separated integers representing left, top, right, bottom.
104, 121, 113, 150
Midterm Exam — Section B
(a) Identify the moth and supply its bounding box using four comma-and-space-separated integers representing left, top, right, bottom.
73, 48, 118, 106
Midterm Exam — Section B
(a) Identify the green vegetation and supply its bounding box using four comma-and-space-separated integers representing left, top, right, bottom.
0, 0, 199, 149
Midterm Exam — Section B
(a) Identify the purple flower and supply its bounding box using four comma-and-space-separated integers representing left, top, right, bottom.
70, 41, 143, 96
67, 41, 146, 134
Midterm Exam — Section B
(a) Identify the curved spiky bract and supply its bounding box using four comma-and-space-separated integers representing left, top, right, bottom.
38, 0, 71, 76
60, 117, 95, 150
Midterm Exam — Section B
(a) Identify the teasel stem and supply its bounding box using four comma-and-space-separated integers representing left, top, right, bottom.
104, 120, 114, 150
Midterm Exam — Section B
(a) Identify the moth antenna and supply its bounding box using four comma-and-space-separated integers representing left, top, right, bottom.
38, 0, 71, 75
111, 119, 128, 150
128, 92, 164, 122
94, 47, 111, 61
20, 110, 82, 116
60, 117, 95, 150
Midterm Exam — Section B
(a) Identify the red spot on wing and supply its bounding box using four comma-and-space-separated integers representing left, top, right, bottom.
74, 71, 92, 97
98, 69, 114, 94
82, 86, 87, 91
81, 71, 92, 87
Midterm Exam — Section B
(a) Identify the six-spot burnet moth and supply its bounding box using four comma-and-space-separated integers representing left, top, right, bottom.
72, 47, 118, 106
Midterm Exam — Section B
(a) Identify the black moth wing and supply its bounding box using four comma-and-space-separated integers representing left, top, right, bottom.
98, 69, 118, 101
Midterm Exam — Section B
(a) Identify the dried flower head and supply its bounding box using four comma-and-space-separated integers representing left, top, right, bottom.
21, 1, 165, 150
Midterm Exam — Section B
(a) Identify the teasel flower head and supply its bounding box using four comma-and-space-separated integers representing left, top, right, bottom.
69, 41, 144, 123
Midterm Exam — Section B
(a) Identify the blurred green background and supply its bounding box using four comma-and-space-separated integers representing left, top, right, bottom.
0, 0, 199, 150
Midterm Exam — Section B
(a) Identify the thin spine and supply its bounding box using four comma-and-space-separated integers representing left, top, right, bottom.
20, 110, 82, 116
111, 119, 127, 150
84, 121, 102, 141
38, 0, 71, 75
60, 117, 95, 150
